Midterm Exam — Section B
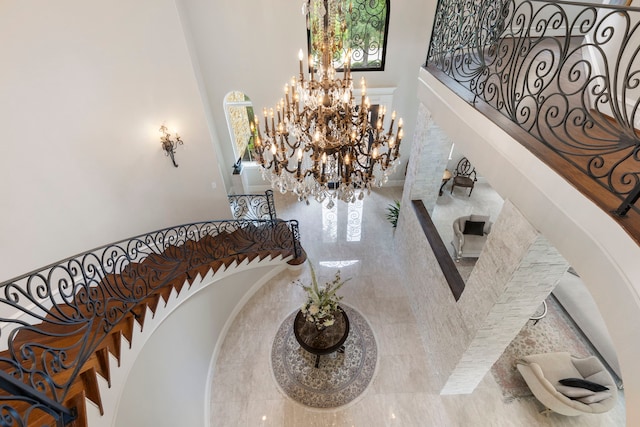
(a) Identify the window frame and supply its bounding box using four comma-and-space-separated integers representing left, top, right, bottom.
223, 92, 258, 167
306, 0, 390, 72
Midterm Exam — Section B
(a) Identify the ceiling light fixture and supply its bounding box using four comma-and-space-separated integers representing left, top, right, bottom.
252, 0, 403, 206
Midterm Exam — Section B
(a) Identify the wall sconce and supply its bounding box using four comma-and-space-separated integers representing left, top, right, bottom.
159, 124, 183, 167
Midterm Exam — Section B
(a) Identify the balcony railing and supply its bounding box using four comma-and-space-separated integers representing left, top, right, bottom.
228, 190, 277, 221
425, 0, 640, 238
0, 217, 302, 426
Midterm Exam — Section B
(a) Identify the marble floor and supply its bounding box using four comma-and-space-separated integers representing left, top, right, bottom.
209, 187, 626, 426
430, 180, 505, 262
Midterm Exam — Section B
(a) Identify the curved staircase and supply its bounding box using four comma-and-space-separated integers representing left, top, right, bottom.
0, 192, 305, 426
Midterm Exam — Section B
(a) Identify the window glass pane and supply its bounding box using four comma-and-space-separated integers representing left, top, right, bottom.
224, 91, 256, 163
348, 0, 388, 69
228, 105, 252, 160
225, 91, 250, 103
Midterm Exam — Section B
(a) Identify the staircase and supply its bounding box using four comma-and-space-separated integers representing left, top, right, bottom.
0, 192, 305, 426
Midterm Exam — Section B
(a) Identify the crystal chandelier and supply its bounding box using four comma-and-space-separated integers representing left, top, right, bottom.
252, 0, 403, 205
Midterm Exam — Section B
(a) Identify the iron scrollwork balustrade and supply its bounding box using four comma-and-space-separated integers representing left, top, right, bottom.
228, 190, 277, 221
0, 218, 302, 426
0, 397, 71, 427
426, 0, 640, 216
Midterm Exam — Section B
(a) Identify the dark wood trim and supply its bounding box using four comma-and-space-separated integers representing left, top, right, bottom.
411, 200, 465, 301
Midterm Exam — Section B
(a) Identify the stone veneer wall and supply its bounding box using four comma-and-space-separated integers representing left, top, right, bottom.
397, 101, 467, 390
397, 101, 570, 393
396, 196, 568, 393
405, 103, 453, 213
395, 198, 470, 391
442, 202, 569, 393
456, 201, 539, 330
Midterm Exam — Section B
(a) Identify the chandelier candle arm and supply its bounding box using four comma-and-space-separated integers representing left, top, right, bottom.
255, 0, 403, 205
159, 124, 184, 168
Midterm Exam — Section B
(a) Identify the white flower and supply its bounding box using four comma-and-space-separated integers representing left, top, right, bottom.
294, 263, 350, 327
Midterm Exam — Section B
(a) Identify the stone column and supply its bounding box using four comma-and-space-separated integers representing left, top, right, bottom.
441, 200, 570, 394
402, 103, 453, 215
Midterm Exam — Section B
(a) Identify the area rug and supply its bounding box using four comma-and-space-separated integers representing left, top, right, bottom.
271, 304, 377, 409
491, 295, 596, 402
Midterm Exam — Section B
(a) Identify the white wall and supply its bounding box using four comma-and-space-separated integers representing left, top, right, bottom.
114, 265, 282, 427
177, 0, 433, 190
0, 0, 230, 282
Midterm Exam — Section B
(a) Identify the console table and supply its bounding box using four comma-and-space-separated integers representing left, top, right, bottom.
293, 307, 350, 368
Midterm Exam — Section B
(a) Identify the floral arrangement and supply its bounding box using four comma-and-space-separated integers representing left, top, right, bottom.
296, 262, 350, 329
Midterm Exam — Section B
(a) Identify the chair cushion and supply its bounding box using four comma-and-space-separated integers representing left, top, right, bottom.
459, 234, 486, 254
463, 220, 485, 236
454, 176, 474, 186
584, 370, 614, 388
555, 384, 596, 399
470, 214, 489, 223
470, 215, 491, 233
520, 352, 582, 384
577, 391, 612, 404
559, 378, 609, 392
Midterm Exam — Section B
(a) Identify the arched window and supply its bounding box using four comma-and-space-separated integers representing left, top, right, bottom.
306, 0, 390, 71
223, 91, 256, 165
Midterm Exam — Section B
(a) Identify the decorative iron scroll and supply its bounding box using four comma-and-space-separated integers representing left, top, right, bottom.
0, 397, 67, 427
307, 0, 390, 71
427, 0, 640, 215
0, 217, 302, 425
347, 0, 389, 70
228, 189, 276, 221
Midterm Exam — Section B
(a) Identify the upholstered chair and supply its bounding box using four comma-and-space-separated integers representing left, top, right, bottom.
451, 214, 492, 261
450, 157, 477, 196
516, 352, 618, 416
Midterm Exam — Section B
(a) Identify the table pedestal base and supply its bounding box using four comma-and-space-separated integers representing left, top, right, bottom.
311, 344, 346, 368
294, 307, 350, 369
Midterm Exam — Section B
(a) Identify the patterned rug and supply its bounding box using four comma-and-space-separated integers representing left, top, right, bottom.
271, 304, 377, 409
491, 295, 595, 402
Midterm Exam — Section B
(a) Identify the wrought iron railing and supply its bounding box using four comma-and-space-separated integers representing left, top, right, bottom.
228, 190, 277, 221
0, 218, 301, 426
426, 0, 640, 218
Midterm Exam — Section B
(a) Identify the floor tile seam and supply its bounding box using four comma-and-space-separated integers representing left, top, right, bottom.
365, 320, 420, 328
378, 349, 428, 357
233, 324, 279, 333
213, 360, 262, 371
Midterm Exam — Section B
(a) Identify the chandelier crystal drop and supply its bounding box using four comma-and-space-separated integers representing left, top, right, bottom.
252, 0, 403, 206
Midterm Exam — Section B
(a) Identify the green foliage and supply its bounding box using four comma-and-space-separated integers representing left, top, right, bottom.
347, 0, 386, 38
308, 0, 387, 69
351, 59, 381, 68
346, 0, 387, 68
386, 200, 400, 228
